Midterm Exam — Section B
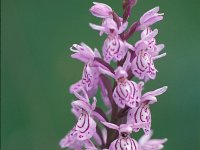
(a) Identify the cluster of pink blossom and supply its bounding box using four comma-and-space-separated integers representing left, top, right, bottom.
60, 1, 167, 149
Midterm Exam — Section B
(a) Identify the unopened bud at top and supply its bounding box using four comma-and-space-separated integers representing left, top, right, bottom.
90, 2, 112, 18
138, 7, 164, 30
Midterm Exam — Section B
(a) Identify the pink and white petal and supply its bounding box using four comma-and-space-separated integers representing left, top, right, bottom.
72, 100, 91, 113
119, 124, 133, 133
93, 2, 112, 10
69, 80, 82, 94
71, 105, 82, 118
87, 85, 99, 98
122, 51, 131, 71
143, 124, 151, 134
156, 44, 165, 52
142, 29, 158, 41
152, 53, 166, 60
89, 23, 106, 35
103, 37, 127, 63
138, 81, 144, 93
126, 98, 138, 108
141, 138, 167, 150
142, 86, 167, 104
81, 43, 95, 57
74, 90, 88, 103
142, 15, 163, 28
138, 131, 153, 146
131, 58, 145, 80
113, 88, 126, 108
140, 7, 160, 24
127, 107, 137, 124
94, 48, 101, 58
109, 138, 139, 150
59, 127, 77, 148
127, 104, 151, 134
118, 21, 128, 34
76, 113, 96, 141
90, 2, 112, 18
108, 139, 118, 150
101, 127, 107, 144
92, 111, 107, 122
70, 43, 95, 63
82, 65, 99, 92
135, 41, 148, 52
98, 67, 115, 79
149, 44, 165, 57
141, 95, 157, 104
71, 52, 90, 63
147, 138, 167, 145
101, 121, 119, 130
146, 60, 157, 80
141, 27, 152, 39
114, 80, 140, 108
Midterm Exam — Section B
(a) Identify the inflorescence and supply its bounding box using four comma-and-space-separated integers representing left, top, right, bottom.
60, 1, 168, 149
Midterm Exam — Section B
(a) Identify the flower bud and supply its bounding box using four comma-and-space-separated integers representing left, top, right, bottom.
90, 2, 112, 18
139, 7, 164, 30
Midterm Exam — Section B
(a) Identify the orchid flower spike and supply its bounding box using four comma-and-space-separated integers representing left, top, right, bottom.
138, 131, 167, 150
101, 122, 147, 150
70, 43, 101, 97
127, 86, 167, 134
131, 28, 166, 82
137, 7, 164, 30
90, 2, 113, 18
61, 1, 168, 149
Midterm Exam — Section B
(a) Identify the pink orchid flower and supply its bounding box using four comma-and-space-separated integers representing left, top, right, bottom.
127, 86, 167, 134
141, 27, 165, 57
90, 17, 133, 63
101, 122, 148, 150
131, 28, 166, 82
69, 43, 101, 97
138, 131, 167, 150
137, 7, 164, 30
90, 2, 113, 18
99, 53, 144, 108
60, 89, 107, 149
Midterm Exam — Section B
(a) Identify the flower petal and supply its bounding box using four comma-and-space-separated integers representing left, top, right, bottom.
59, 127, 78, 148
76, 111, 97, 141
140, 7, 160, 24
109, 138, 139, 150
127, 103, 151, 134
141, 86, 167, 104
101, 121, 119, 130
90, 2, 112, 18
113, 80, 140, 108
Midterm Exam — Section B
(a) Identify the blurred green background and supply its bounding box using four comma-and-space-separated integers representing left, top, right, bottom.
1, 0, 200, 149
